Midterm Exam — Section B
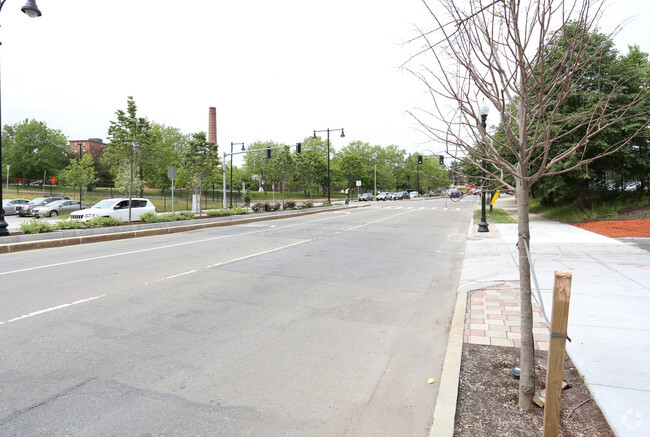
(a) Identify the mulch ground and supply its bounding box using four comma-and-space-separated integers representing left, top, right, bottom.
573, 219, 650, 238
454, 344, 614, 437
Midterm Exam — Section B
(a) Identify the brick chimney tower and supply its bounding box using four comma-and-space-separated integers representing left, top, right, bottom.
208, 107, 217, 145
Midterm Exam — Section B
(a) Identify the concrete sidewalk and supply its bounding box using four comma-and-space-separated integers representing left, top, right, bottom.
434, 196, 650, 437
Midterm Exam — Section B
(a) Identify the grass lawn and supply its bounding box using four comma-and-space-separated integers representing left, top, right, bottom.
473, 207, 517, 223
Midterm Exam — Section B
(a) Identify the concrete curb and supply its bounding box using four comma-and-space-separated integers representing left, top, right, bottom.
0, 204, 365, 254
429, 288, 467, 437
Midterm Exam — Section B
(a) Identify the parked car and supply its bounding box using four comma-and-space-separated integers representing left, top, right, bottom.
32, 200, 90, 218
69, 198, 156, 222
29, 179, 44, 186
2, 198, 29, 215
375, 192, 392, 201
16, 196, 70, 217
393, 191, 410, 200
449, 188, 462, 198
359, 193, 374, 201
409, 191, 420, 198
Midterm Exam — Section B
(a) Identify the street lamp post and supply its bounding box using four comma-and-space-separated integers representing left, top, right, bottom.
477, 100, 490, 233
313, 128, 345, 203
229, 142, 244, 208
77, 143, 84, 209
0, 0, 42, 237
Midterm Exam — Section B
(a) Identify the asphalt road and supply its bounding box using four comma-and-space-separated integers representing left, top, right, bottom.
0, 197, 474, 436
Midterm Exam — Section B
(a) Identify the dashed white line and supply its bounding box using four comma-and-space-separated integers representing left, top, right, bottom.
1, 295, 105, 325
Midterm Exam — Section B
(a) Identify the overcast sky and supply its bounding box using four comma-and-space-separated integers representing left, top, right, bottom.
2, 0, 649, 161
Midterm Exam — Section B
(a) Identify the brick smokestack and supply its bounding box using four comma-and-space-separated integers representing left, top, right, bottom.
208, 107, 217, 145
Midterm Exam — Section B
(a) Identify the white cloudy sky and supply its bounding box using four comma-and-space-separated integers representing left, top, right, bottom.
2, 0, 649, 161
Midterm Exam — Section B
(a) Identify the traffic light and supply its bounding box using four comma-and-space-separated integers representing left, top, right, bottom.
417, 155, 423, 164
407, 175, 411, 182
439, 155, 444, 165
266, 147, 271, 159
296, 142, 301, 154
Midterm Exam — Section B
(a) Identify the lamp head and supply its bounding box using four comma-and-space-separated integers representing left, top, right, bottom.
21, 0, 42, 17
340, 128, 345, 138
312, 131, 317, 140
241, 144, 246, 151
479, 99, 490, 117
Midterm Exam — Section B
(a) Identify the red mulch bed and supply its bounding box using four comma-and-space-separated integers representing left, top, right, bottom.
573, 219, 650, 238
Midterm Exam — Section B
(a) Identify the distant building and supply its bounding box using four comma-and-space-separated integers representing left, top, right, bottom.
69, 138, 106, 157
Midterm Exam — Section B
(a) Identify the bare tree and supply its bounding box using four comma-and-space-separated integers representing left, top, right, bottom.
407, 0, 649, 408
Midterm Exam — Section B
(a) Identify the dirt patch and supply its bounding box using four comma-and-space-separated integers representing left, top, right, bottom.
454, 343, 614, 436
573, 219, 650, 238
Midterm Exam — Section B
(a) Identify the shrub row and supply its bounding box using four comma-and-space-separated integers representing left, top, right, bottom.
251, 201, 313, 212
19, 216, 124, 234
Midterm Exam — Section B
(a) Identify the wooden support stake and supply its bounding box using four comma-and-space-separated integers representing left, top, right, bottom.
543, 271, 572, 437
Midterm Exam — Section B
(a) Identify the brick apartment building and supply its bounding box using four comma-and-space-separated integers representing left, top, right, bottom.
69, 138, 107, 157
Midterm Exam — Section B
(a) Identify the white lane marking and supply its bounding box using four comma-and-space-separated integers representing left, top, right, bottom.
207, 239, 313, 269
145, 269, 198, 285
1, 295, 105, 325
0, 213, 353, 277
165, 270, 197, 280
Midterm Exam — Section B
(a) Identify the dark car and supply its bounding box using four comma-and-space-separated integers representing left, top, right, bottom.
448, 188, 462, 198
15, 196, 70, 217
393, 191, 410, 200
359, 193, 374, 201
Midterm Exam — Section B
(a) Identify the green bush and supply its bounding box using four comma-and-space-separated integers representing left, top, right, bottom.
140, 211, 196, 222
207, 207, 248, 217
178, 211, 196, 220
284, 200, 296, 210
55, 220, 87, 230
20, 219, 54, 234
140, 212, 161, 223
301, 201, 313, 209
85, 216, 123, 228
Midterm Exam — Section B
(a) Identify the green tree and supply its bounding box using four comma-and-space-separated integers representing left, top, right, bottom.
144, 123, 186, 190
2, 119, 69, 182
243, 141, 279, 195
294, 150, 327, 200
60, 153, 99, 197
180, 131, 219, 215
269, 145, 294, 207
105, 96, 154, 222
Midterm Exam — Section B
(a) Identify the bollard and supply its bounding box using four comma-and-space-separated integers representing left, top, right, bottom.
542, 271, 572, 437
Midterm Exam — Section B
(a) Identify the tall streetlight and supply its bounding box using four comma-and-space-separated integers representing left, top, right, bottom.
477, 99, 490, 233
77, 143, 84, 210
0, 0, 42, 237
229, 142, 244, 208
313, 128, 344, 203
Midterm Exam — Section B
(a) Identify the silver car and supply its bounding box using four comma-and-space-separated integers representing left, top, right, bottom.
32, 200, 90, 218
16, 196, 69, 217
2, 198, 30, 215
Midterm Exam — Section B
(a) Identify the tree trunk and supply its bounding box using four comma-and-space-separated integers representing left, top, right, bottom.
516, 177, 535, 409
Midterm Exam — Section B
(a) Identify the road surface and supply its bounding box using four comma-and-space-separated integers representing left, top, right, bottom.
0, 197, 474, 435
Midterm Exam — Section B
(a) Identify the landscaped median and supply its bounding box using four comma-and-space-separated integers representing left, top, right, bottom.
0, 202, 366, 254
